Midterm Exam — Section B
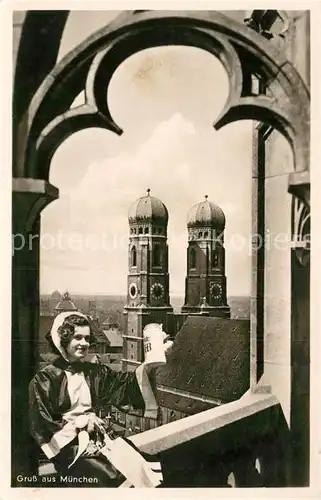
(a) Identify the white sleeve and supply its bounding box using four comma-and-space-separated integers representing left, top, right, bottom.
41, 421, 77, 459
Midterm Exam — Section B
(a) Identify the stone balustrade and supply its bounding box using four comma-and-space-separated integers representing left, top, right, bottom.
127, 391, 287, 487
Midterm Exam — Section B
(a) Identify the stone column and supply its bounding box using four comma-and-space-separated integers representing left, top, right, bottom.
12, 179, 58, 483
288, 175, 310, 486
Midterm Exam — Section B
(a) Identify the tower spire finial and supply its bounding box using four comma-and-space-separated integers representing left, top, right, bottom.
147, 188, 151, 196
205, 194, 208, 200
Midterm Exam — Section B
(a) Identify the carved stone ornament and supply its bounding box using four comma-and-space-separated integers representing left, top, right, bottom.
292, 197, 310, 267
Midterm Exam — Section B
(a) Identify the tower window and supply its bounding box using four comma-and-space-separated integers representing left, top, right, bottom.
131, 246, 137, 267
198, 232, 202, 239
189, 247, 196, 269
153, 246, 162, 267
144, 227, 149, 234
158, 228, 162, 234
204, 231, 208, 238
138, 227, 143, 235
212, 250, 218, 267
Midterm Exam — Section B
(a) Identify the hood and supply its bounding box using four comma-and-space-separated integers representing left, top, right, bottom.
49, 311, 89, 361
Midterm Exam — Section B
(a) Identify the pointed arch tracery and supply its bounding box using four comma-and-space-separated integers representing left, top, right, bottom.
14, 9, 309, 205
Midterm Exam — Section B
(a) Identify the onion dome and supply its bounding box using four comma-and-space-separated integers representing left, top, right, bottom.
128, 189, 168, 225
187, 195, 225, 231
54, 291, 78, 313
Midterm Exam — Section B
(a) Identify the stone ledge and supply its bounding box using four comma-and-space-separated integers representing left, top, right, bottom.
157, 384, 222, 406
13, 178, 59, 198
130, 392, 279, 455
288, 170, 310, 207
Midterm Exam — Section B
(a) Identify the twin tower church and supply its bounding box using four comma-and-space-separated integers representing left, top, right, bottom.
122, 189, 231, 372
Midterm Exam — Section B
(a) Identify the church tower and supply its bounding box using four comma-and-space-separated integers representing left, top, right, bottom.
181, 196, 230, 318
54, 291, 78, 316
122, 190, 174, 372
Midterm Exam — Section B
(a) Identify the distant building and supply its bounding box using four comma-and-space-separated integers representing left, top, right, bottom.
102, 316, 120, 330
87, 316, 110, 356
122, 189, 174, 373
51, 290, 61, 301
117, 191, 249, 436
181, 196, 230, 318
54, 290, 78, 315
103, 327, 123, 353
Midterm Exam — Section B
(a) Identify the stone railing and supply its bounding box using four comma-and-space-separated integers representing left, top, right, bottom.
128, 391, 288, 487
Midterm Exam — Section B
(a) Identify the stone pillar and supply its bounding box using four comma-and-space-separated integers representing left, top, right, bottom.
250, 124, 268, 389
288, 177, 310, 486
12, 179, 58, 483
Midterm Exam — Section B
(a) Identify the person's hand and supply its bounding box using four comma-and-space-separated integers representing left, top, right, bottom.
163, 332, 174, 356
83, 439, 101, 457
86, 413, 106, 437
75, 413, 106, 437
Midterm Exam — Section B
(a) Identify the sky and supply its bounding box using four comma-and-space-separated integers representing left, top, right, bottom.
40, 10, 253, 298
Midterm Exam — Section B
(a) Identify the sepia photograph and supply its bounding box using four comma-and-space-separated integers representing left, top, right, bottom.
9, 4, 315, 492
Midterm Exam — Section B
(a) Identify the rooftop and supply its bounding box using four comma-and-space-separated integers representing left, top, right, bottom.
103, 328, 123, 348
156, 315, 250, 406
54, 291, 77, 312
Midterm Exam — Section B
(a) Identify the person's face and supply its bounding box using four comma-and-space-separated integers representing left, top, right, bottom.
65, 325, 90, 362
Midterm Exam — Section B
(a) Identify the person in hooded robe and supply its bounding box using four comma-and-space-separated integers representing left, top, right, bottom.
29, 311, 172, 487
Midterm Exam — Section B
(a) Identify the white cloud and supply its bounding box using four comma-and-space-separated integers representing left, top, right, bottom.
67, 113, 198, 228
42, 108, 252, 296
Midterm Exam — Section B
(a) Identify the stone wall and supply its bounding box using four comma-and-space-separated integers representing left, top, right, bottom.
260, 10, 309, 424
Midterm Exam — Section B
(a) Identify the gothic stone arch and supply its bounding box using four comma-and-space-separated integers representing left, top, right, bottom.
12, 10, 310, 482
15, 10, 309, 182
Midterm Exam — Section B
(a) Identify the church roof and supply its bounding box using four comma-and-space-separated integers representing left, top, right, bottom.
54, 291, 77, 312
103, 329, 123, 348
87, 317, 110, 345
187, 196, 225, 231
156, 315, 250, 411
157, 390, 216, 415
128, 189, 168, 225
102, 316, 119, 328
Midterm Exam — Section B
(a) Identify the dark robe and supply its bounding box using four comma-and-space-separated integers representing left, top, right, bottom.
29, 357, 158, 486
